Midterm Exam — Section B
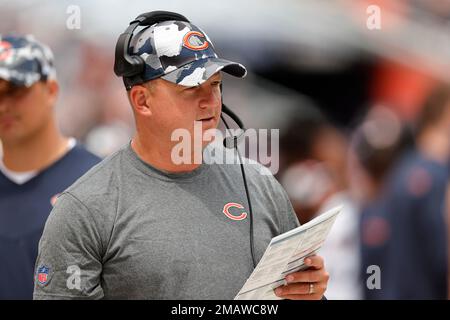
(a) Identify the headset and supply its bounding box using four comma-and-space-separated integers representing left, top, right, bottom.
114, 11, 257, 268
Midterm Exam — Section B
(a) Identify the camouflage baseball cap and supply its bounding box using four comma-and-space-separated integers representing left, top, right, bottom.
128, 20, 247, 87
0, 34, 56, 87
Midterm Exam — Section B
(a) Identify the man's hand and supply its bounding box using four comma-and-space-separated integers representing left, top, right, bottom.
274, 255, 329, 300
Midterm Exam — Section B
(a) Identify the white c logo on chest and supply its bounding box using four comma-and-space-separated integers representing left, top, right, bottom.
222, 202, 248, 221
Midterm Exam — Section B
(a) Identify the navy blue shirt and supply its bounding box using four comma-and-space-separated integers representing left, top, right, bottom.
0, 144, 100, 299
360, 149, 449, 299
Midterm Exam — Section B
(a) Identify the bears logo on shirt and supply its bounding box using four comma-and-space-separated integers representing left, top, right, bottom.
223, 202, 247, 221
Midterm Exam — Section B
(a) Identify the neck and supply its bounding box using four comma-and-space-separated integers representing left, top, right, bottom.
1, 119, 69, 172
417, 128, 450, 164
131, 134, 203, 173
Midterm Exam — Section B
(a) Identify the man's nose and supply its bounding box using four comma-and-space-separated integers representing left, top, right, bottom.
198, 85, 220, 109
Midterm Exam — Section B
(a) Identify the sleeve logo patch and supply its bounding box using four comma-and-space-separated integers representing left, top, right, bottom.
36, 265, 51, 285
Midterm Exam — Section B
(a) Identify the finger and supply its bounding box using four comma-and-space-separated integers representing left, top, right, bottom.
278, 293, 324, 300
275, 281, 327, 297
304, 255, 324, 270
274, 283, 310, 296
285, 269, 329, 283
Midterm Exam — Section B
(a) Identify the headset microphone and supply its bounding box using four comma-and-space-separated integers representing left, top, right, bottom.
221, 105, 246, 149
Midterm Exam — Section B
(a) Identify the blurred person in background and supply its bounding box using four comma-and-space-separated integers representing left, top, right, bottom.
357, 89, 450, 299
279, 110, 362, 299
448, 180, 450, 298
279, 109, 349, 223
351, 106, 412, 300
350, 107, 413, 204
0, 35, 100, 299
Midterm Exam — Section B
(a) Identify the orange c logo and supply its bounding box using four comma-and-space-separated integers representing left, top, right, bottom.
223, 202, 247, 221
0, 41, 12, 61
183, 31, 209, 51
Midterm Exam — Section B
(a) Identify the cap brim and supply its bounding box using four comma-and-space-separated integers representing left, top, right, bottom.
161, 58, 247, 87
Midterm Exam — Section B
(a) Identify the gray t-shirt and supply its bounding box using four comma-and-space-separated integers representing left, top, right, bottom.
33, 143, 299, 299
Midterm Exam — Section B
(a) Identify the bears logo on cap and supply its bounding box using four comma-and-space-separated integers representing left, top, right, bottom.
183, 31, 209, 51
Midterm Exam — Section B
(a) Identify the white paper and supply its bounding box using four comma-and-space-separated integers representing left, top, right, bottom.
234, 205, 343, 300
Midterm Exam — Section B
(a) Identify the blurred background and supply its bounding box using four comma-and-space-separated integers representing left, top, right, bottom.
1, 0, 449, 299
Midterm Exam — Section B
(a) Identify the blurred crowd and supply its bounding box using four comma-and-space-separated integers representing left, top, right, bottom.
279, 89, 450, 299
1, 0, 450, 299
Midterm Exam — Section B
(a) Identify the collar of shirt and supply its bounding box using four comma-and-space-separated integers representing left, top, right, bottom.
0, 137, 77, 185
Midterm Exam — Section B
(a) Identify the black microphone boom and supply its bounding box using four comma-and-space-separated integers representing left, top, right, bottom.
221, 103, 246, 148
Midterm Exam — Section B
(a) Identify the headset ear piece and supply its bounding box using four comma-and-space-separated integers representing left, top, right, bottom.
129, 56, 145, 75
114, 11, 190, 81
131, 56, 143, 64
135, 11, 190, 26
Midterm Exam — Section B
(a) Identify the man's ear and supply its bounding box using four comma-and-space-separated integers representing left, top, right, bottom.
45, 80, 59, 107
129, 85, 152, 117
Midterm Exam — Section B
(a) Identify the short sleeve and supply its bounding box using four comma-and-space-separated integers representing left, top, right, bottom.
33, 192, 104, 299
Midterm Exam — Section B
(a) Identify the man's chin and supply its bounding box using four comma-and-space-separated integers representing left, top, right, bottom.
0, 129, 23, 144
202, 135, 217, 148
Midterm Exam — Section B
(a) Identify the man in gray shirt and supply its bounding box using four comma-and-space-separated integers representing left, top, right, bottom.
33, 11, 330, 300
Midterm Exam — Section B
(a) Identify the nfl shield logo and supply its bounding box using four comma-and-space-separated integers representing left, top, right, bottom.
37, 266, 50, 285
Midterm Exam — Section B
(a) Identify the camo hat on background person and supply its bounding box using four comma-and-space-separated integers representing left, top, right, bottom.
0, 34, 56, 88
125, 20, 247, 88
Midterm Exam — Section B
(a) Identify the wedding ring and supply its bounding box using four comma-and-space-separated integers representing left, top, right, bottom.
309, 283, 314, 294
